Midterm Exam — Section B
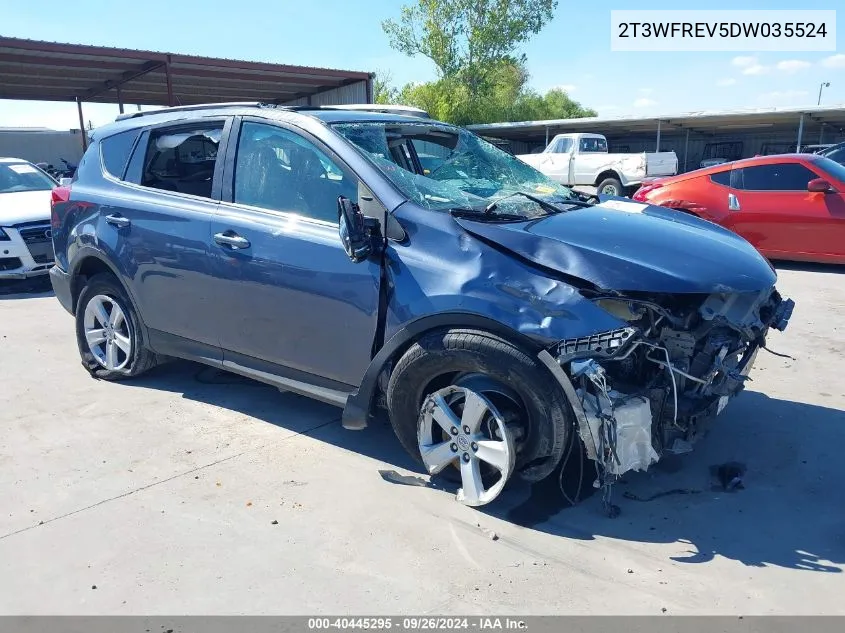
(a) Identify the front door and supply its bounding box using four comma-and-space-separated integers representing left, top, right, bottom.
210, 119, 380, 387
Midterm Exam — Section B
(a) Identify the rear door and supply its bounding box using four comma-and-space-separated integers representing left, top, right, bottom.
721, 161, 836, 258
209, 117, 381, 387
103, 117, 232, 354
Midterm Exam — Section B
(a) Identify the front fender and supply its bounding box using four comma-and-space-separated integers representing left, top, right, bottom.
341, 311, 546, 430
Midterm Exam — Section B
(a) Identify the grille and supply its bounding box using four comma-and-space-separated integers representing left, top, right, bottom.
0, 257, 23, 271
16, 224, 55, 264
17, 224, 52, 244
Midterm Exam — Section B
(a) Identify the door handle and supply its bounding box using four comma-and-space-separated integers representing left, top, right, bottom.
213, 232, 251, 249
105, 214, 131, 228
728, 193, 741, 211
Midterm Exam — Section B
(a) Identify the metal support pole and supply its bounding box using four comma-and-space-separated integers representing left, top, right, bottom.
796, 113, 805, 152
656, 120, 662, 152
683, 128, 690, 172
76, 97, 87, 152
819, 123, 824, 145
545, 126, 549, 146
366, 75, 374, 104
165, 54, 175, 106
116, 86, 124, 114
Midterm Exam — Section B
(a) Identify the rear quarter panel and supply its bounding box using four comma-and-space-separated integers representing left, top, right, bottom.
646, 172, 730, 223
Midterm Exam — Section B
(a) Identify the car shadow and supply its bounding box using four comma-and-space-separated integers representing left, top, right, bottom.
773, 261, 844, 274
125, 361, 845, 573
0, 277, 54, 298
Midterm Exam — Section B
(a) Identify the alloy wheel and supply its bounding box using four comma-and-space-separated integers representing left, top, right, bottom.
417, 385, 516, 506
83, 294, 132, 371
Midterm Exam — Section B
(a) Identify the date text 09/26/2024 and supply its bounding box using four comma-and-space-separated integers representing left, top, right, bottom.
308, 617, 527, 630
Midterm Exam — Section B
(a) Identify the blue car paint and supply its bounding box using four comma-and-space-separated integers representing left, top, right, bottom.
52, 105, 782, 428
385, 202, 625, 346
208, 203, 381, 386
453, 201, 777, 294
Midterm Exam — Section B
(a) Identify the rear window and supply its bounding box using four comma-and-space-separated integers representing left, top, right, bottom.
100, 130, 139, 179
709, 170, 731, 186
140, 124, 223, 199
579, 137, 607, 153
738, 163, 818, 191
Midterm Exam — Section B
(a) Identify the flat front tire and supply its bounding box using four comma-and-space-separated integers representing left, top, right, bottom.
74, 272, 157, 380
385, 328, 572, 483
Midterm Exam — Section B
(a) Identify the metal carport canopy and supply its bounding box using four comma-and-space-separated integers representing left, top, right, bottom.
468, 104, 845, 142
0, 36, 372, 110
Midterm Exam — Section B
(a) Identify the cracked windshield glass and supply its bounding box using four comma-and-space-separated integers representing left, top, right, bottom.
333, 122, 582, 219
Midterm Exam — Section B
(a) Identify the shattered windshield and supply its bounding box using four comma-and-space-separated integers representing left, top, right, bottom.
332, 121, 581, 218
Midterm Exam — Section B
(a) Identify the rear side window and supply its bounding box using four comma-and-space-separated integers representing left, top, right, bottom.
709, 170, 731, 186
100, 130, 139, 179
738, 163, 817, 191
140, 123, 223, 198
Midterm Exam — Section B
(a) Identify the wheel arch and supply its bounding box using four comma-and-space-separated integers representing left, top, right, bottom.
69, 248, 143, 325
594, 169, 622, 187
341, 312, 545, 430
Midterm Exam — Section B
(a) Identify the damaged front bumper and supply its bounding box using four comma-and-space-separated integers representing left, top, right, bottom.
540, 287, 795, 503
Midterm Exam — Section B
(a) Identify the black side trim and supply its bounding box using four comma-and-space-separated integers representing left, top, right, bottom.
341, 312, 543, 430
147, 329, 223, 366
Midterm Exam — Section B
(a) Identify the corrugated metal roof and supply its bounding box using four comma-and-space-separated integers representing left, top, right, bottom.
0, 36, 372, 107
468, 104, 845, 140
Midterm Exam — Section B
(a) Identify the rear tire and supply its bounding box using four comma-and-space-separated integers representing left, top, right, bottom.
385, 328, 572, 482
74, 272, 157, 380
597, 177, 623, 197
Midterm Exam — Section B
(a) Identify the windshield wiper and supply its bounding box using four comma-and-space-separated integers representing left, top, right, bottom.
450, 207, 527, 222
484, 191, 593, 215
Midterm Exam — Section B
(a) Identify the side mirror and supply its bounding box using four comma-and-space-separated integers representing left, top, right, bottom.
808, 178, 833, 193
338, 196, 379, 263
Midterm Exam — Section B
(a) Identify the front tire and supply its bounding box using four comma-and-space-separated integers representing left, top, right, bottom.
385, 328, 571, 483
75, 272, 157, 380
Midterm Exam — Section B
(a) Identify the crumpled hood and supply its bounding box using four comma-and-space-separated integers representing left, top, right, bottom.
453, 198, 777, 293
0, 190, 52, 226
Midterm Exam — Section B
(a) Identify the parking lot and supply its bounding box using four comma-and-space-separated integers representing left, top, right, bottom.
1, 265, 843, 615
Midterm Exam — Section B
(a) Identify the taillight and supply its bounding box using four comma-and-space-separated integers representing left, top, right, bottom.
51, 185, 71, 229
632, 181, 663, 201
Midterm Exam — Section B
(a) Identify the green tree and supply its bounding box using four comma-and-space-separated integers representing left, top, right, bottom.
381, 0, 595, 125
373, 70, 399, 105
383, 0, 556, 97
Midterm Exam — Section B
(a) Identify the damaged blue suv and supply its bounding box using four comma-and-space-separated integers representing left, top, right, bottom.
50, 103, 793, 507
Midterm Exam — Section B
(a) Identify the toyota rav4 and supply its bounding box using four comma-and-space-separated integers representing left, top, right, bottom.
50, 103, 794, 508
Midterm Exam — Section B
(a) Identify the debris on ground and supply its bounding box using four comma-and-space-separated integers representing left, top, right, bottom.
623, 488, 701, 502
476, 524, 499, 541
711, 462, 747, 491
271, 520, 278, 525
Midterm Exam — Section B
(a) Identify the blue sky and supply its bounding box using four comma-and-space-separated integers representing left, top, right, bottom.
1, 0, 842, 129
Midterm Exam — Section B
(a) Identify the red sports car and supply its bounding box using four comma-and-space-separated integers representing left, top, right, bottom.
633, 154, 845, 264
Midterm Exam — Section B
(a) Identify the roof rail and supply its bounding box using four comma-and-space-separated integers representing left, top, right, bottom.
115, 102, 263, 122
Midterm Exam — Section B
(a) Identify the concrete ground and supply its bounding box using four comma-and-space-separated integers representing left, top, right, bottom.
0, 266, 843, 615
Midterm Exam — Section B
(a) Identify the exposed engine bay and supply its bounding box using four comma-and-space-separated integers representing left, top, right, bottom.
555, 287, 794, 509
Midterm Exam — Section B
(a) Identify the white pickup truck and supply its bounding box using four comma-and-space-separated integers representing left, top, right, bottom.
517, 133, 678, 197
